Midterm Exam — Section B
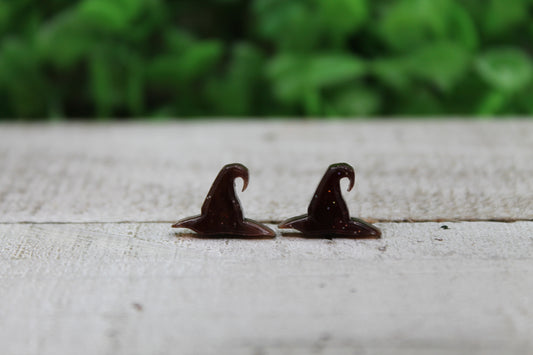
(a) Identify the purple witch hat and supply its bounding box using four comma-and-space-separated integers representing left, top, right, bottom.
172, 163, 275, 238
279, 163, 381, 238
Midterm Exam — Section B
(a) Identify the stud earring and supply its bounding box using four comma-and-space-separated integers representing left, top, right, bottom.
278, 163, 381, 238
172, 163, 275, 238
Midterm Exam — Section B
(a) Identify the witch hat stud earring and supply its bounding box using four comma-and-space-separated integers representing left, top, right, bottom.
278, 163, 381, 238
172, 163, 275, 238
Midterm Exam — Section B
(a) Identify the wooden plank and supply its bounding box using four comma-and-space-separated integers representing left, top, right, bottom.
1, 222, 532, 355
0, 121, 532, 223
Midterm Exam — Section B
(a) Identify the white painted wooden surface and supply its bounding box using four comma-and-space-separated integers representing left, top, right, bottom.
0, 120, 532, 222
1, 121, 532, 355
1, 222, 533, 355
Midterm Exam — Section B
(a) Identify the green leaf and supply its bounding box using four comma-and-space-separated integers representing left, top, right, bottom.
477, 91, 509, 115
379, 0, 453, 51
483, 0, 529, 37
327, 86, 381, 116
371, 59, 410, 90
0, 2, 10, 34
253, 0, 320, 51
516, 84, 533, 114
395, 88, 444, 115
404, 42, 471, 92
78, 0, 127, 32
148, 40, 222, 86
164, 30, 195, 53
178, 41, 223, 81
268, 54, 367, 102
372, 42, 471, 92
266, 55, 304, 104
268, 54, 367, 115
78, 0, 144, 32
37, 10, 93, 68
125, 54, 145, 116
476, 48, 533, 92
308, 55, 367, 88
89, 49, 115, 118
318, 0, 368, 41
378, 0, 478, 53
448, 3, 478, 50
0, 39, 48, 118
207, 44, 265, 115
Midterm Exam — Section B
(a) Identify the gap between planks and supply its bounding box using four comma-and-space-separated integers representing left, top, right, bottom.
0, 218, 532, 225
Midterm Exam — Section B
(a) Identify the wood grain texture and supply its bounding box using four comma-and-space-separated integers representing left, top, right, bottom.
1, 121, 532, 354
1, 222, 533, 355
0, 120, 532, 223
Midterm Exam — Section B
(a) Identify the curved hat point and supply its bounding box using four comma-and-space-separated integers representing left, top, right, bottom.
225, 163, 249, 192
329, 162, 355, 191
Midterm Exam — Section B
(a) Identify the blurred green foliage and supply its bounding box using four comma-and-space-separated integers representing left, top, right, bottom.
1, 0, 533, 119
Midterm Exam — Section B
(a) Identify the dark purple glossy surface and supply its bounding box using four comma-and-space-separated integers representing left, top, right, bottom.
279, 163, 381, 238
172, 163, 275, 238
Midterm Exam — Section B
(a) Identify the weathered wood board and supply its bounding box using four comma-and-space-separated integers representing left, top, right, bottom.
0, 121, 532, 223
1, 121, 532, 354
1, 222, 533, 355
